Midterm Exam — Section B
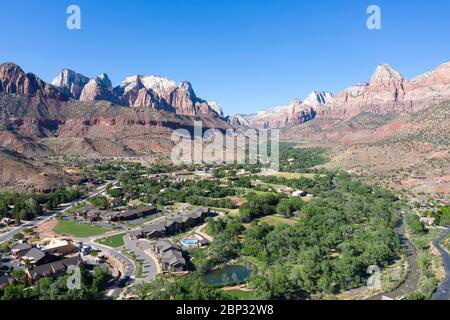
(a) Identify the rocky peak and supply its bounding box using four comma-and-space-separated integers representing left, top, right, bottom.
51, 68, 89, 99
0, 63, 66, 100
227, 114, 251, 127
79, 73, 118, 102
303, 91, 334, 107
95, 73, 112, 88
207, 101, 224, 117
140, 75, 178, 95
370, 64, 404, 86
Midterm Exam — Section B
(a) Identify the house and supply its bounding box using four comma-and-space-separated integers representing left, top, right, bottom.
277, 187, 294, 194
25, 256, 84, 283
420, 217, 436, 226
0, 218, 14, 227
40, 239, 77, 256
139, 207, 211, 239
10, 242, 32, 259
99, 211, 119, 222
113, 205, 156, 221
0, 274, 14, 289
292, 190, 307, 197
160, 250, 186, 272
165, 219, 183, 234
109, 198, 123, 208
129, 229, 143, 240
152, 240, 186, 272
20, 248, 60, 266
142, 222, 166, 239
153, 240, 179, 255
85, 208, 106, 222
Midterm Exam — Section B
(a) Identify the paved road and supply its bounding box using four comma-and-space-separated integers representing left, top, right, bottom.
432, 227, 450, 300
123, 236, 159, 284
370, 218, 420, 300
79, 233, 137, 298
0, 183, 111, 244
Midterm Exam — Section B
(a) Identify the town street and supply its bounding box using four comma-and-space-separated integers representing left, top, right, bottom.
0, 183, 112, 244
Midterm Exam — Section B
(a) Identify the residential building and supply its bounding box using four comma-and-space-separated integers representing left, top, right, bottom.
25, 256, 84, 283
20, 248, 60, 266
0, 274, 14, 289
152, 240, 186, 272
10, 242, 32, 259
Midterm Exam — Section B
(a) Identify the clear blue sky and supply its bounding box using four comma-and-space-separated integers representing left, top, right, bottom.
1, 0, 449, 115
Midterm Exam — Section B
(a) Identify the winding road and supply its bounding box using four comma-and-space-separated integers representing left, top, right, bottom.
431, 227, 450, 300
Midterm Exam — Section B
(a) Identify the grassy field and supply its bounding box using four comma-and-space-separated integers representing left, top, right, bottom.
95, 233, 125, 248
258, 214, 299, 226
222, 289, 254, 300
54, 220, 109, 237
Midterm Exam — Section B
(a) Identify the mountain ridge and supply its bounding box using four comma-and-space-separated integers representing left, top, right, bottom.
231, 61, 450, 129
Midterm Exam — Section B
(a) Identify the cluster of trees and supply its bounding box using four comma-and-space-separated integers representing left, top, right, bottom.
135, 275, 222, 300
279, 143, 329, 172
405, 214, 428, 235
117, 175, 239, 209
276, 197, 305, 217
255, 174, 335, 196
238, 193, 282, 223
433, 206, 450, 227
0, 267, 111, 300
0, 187, 84, 224
89, 196, 110, 209
186, 196, 235, 209
242, 177, 401, 298
176, 172, 402, 299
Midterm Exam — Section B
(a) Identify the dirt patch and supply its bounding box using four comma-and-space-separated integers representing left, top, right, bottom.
33, 218, 58, 238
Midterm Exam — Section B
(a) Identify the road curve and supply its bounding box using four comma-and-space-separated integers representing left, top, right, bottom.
432, 227, 450, 300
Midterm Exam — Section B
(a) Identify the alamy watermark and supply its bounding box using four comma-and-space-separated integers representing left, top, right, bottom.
367, 5, 382, 30
66, 266, 82, 290
171, 121, 280, 172
67, 5, 81, 30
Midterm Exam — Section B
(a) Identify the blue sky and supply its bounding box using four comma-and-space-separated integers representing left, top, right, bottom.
1, 0, 449, 115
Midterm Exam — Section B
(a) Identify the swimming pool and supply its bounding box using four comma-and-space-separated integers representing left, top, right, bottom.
180, 239, 199, 245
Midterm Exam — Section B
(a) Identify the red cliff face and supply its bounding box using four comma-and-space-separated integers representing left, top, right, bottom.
0, 63, 66, 101
319, 61, 450, 118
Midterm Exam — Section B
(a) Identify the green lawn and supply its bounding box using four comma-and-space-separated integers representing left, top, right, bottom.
258, 214, 299, 226
95, 233, 125, 248
222, 289, 254, 300
54, 220, 109, 237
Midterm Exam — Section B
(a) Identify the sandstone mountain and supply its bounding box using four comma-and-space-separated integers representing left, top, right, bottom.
51, 69, 89, 99
0, 62, 223, 118
0, 63, 66, 101
229, 92, 332, 129
0, 62, 231, 190
233, 61, 450, 129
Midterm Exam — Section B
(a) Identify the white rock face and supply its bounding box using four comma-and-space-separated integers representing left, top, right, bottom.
51, 69, 89, 99
207, 101, 224, 117
303, 91, 334, 107
227, 114, 251, 127
140, 75, 178, 94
